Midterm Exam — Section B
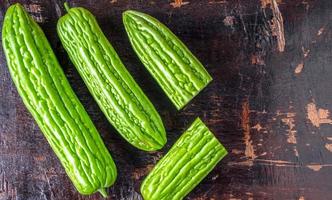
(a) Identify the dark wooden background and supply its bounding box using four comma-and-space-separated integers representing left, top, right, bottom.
1, 0, 332, 199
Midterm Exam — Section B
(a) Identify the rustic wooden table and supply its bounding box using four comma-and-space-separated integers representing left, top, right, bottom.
1, 0, 332, 199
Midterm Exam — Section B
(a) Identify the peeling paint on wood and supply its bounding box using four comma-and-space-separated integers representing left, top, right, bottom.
281, 112, 297, 144
295, 62, 304, 74
325, 144, 332, 152
307, 165, 322, 171
223, 16, 235, 27
242, 100, 257, 160
307, 102, 332, 128
260, 0, 283, 8
170, 0, 189, 8
252, 123, 263, 132
270, 0, 285, 52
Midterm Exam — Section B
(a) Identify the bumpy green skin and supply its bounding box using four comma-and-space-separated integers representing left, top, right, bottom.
123, 10, 213, 110
141, 118, 227, 200
2, 4, 117, 196
57, 6, 166, 151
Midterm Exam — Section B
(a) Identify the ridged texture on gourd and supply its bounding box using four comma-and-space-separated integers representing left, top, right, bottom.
57, 7, 166, 151
123, 10, 213, 110
2, 4, 117, 195
141, 118, 227, 200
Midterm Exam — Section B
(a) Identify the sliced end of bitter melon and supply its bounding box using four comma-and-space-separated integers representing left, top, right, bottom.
140, 118, 227, 200
122, 10, 213, 110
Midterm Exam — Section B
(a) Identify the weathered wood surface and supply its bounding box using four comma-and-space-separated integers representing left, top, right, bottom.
0, 0, 332, 199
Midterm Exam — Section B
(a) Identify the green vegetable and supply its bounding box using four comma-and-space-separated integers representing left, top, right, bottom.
2, 3, 116, 197
57, 4, 166, 151
123, 10, 213, 110
141, 118, 227, 200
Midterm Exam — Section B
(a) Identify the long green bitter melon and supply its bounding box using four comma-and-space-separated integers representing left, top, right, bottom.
141, 118, 227, 200
123, 10, 213, 110
2, 3, 117, 197
57, 3, 166, 151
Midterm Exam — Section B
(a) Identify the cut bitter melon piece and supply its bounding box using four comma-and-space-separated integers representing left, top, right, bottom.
141, 118, 227, 200
123, 10, 213, 110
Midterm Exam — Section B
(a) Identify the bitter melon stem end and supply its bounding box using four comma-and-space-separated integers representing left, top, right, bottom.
64, 2, 70, 12
98, 188, 108, 198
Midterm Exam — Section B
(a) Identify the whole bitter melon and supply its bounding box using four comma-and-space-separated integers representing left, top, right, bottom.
141, 118, 227, 200
57, 3, 166, 151
2, 3, 117, 197
123, 10, 213, 110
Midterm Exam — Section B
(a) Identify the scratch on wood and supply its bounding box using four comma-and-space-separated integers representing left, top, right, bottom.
255, 159, 294, 166
307, 102, 332, 127
228, 160, 254, 167
231, 158, 332, 171
208, 0, 227, 4
54, 2, 62, 18
294, 62, 304, 74
170, 0, 190, 8
0, 171, 8, 193
241, 100, 257, 160
43, 169, 55, 199
259, 152, 267, 156
0, 170, 16, 199
317, 27, 324, 36
270, 0, 285, 52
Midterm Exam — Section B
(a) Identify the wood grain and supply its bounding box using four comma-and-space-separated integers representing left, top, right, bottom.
0, 0, 332, 199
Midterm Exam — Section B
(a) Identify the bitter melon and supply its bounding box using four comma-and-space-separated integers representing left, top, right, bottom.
2, 3, 117, 197
123, 10, 213, 110
141, 118, 227, 200
57, 3, 166, 151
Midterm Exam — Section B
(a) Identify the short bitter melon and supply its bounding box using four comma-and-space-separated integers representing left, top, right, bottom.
123, 10, 213, 110
2, 3, 117, 197
57, 4, 166, 151
141, 118, 227, 200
